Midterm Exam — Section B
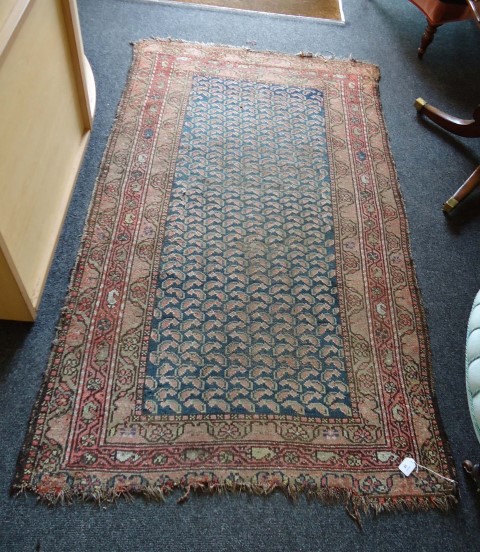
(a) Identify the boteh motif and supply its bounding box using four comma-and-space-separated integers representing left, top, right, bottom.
15, 40, 456, 515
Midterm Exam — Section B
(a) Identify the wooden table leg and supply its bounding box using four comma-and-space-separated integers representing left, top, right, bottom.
414, 98, 480, 212
418, 22, 440, 59
443, 165, 480, 213
415, 98, 480, 138
463, 459, 480, 488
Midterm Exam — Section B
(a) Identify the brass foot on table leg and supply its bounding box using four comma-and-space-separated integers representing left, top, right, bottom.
414, 97, 427, 112
442, 197, 459, 213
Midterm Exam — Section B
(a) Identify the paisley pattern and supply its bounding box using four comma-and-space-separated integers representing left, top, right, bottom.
15, 41, 456, 515
144, 76, 350, 418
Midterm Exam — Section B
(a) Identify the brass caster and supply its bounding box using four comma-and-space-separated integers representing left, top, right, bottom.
442, 197, 459, 214
414, 97, 427, 112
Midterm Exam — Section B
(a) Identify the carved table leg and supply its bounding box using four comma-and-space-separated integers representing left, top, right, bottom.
418, 21, 440, 58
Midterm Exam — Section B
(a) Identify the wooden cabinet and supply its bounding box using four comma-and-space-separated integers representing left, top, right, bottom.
0, 0, 95, 321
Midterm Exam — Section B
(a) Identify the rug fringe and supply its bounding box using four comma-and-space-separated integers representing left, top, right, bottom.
12, 474, 457, 525
131, 37, 381, 81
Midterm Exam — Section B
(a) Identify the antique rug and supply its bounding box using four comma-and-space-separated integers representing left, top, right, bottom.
144, 0, 344, 22
15, 40, 456, 516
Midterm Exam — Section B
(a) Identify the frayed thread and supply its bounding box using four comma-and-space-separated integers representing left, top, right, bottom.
130, 38, 380, 81
12, 475, 457, 528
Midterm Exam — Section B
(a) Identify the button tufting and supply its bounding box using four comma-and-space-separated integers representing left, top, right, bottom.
466, 332, 480, 363
466, 291, 480, 442
469, 307, 480, 334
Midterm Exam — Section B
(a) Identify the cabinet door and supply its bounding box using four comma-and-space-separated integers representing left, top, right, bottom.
0, 0, 95, 321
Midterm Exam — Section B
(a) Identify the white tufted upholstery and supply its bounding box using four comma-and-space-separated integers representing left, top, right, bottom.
466, 291, 480, 443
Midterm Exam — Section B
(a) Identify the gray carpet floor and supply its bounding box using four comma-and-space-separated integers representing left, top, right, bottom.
1, 0, 480, 549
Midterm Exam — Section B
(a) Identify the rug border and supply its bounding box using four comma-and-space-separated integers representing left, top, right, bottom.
368, 95, 459, 496
11, 36, 149, 498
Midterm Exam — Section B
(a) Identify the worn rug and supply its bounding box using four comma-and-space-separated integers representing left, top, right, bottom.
15, 40, 456, 516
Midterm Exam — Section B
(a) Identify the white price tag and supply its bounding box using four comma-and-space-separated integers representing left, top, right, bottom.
399, 457, 417, 477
